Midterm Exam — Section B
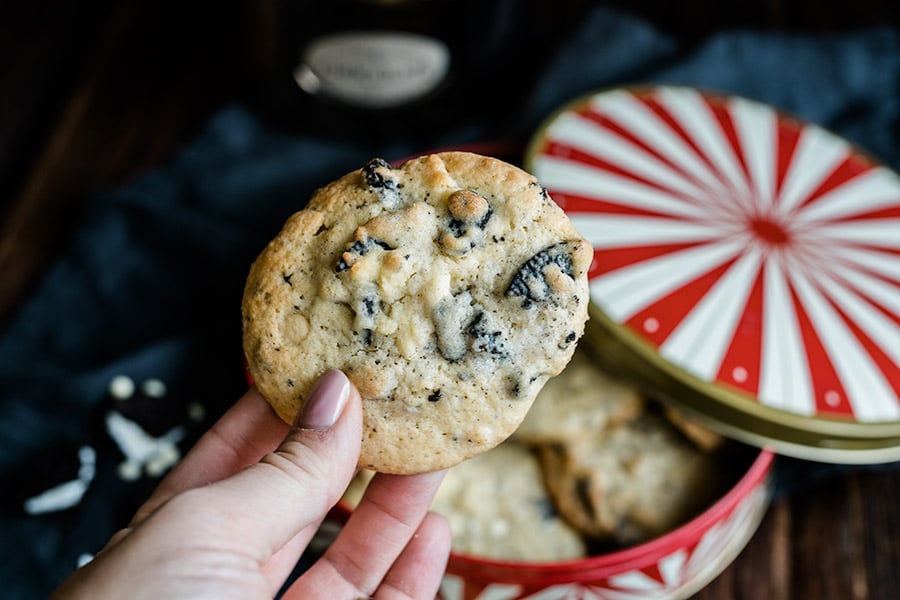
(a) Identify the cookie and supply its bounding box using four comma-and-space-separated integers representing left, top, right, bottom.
663, 405, 725, 452
342, 443, 587, 562
431, 441, 586, 561
540, 412, 718, 545
242, 152, 592, 474
512, 349, 644, 445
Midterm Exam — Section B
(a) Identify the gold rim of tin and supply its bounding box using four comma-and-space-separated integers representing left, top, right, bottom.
525, 85, 900, 463
585, 305, 900, 464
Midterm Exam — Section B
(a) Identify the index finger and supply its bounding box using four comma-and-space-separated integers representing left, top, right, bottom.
130, 386, 289, 527
286, 470, 446, 599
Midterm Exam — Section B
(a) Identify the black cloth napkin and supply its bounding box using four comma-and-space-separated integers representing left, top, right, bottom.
2, 6, 900, 598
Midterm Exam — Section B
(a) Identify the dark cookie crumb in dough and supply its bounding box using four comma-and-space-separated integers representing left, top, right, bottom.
467, 312, 510, 360
362, 157, 396, 191
440, 189, 494, 255
336, 236, 394, 272
507, 242, 577, 308
433, 291, 477, 362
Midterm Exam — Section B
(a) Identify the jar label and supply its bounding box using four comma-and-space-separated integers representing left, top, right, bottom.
296, 31, 450, 109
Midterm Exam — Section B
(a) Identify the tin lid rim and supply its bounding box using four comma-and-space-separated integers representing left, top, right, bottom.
583, 274, 900, 465
524, 84, 900, 464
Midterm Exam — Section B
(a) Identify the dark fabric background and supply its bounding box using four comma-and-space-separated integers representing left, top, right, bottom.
1, 6, 899, 598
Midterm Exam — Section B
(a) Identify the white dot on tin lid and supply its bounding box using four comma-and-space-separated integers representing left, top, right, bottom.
824, 390, 841, 406
643, 317, 659, 334
108, 375, 135, 400
142, 378, 167, 398
732, 366, 748, 383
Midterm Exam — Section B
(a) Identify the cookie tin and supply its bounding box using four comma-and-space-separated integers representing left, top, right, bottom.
526, 85, 900, 464
319, 140, 775, 600
435, 448, 773, 600
329, 450, 771, 600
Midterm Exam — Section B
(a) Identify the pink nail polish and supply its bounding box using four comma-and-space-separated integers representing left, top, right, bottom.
296, 369, 351, 430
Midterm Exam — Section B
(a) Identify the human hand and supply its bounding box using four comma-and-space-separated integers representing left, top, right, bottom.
52, 370, 451, 599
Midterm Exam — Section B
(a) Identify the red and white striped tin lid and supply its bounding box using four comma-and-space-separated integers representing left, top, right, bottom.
527, 86, 900, 463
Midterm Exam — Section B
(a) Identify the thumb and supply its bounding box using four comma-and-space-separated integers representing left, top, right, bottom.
199, 369, 363, 558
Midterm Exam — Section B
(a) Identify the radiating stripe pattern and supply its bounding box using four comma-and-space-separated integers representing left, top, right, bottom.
532, 87, 900, 423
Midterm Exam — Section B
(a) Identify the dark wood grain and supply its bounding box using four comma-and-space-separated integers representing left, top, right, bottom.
1, 2, 899, 598
0, 0, 262, 321
693, 467, 900, 599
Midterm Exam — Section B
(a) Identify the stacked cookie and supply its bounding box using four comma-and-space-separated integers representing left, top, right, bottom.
344, 349, 727, 561
344, 443, 588, 562
513, 350, 724, 548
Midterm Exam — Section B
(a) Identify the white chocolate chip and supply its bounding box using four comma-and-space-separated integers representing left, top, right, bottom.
141, 378, 167, 399
282, 312, 310, 343
108, 375, 135, 400
187, 402, 206, 422
117, 461, 141, 481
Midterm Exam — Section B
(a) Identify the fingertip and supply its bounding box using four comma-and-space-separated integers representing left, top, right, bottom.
421, 510, 452, 563
295, 369, 352, 431
378, 511, 453, 599
192, 372, 363, 559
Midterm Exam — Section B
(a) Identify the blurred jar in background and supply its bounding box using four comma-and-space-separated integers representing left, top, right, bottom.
292, 2, 455, 111
251, 0, 583, 143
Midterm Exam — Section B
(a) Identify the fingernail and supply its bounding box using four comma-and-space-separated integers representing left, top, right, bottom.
296, 369, 350, 430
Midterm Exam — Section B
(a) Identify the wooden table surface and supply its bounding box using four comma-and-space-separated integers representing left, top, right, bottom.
3, 1, 899, 598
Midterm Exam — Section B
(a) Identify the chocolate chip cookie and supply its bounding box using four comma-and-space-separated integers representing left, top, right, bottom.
540, 412, 718, 545
242, 152, 592, 474
341, 442, 586, 562
513, 349, 645, 445
430, 441, 586, 561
